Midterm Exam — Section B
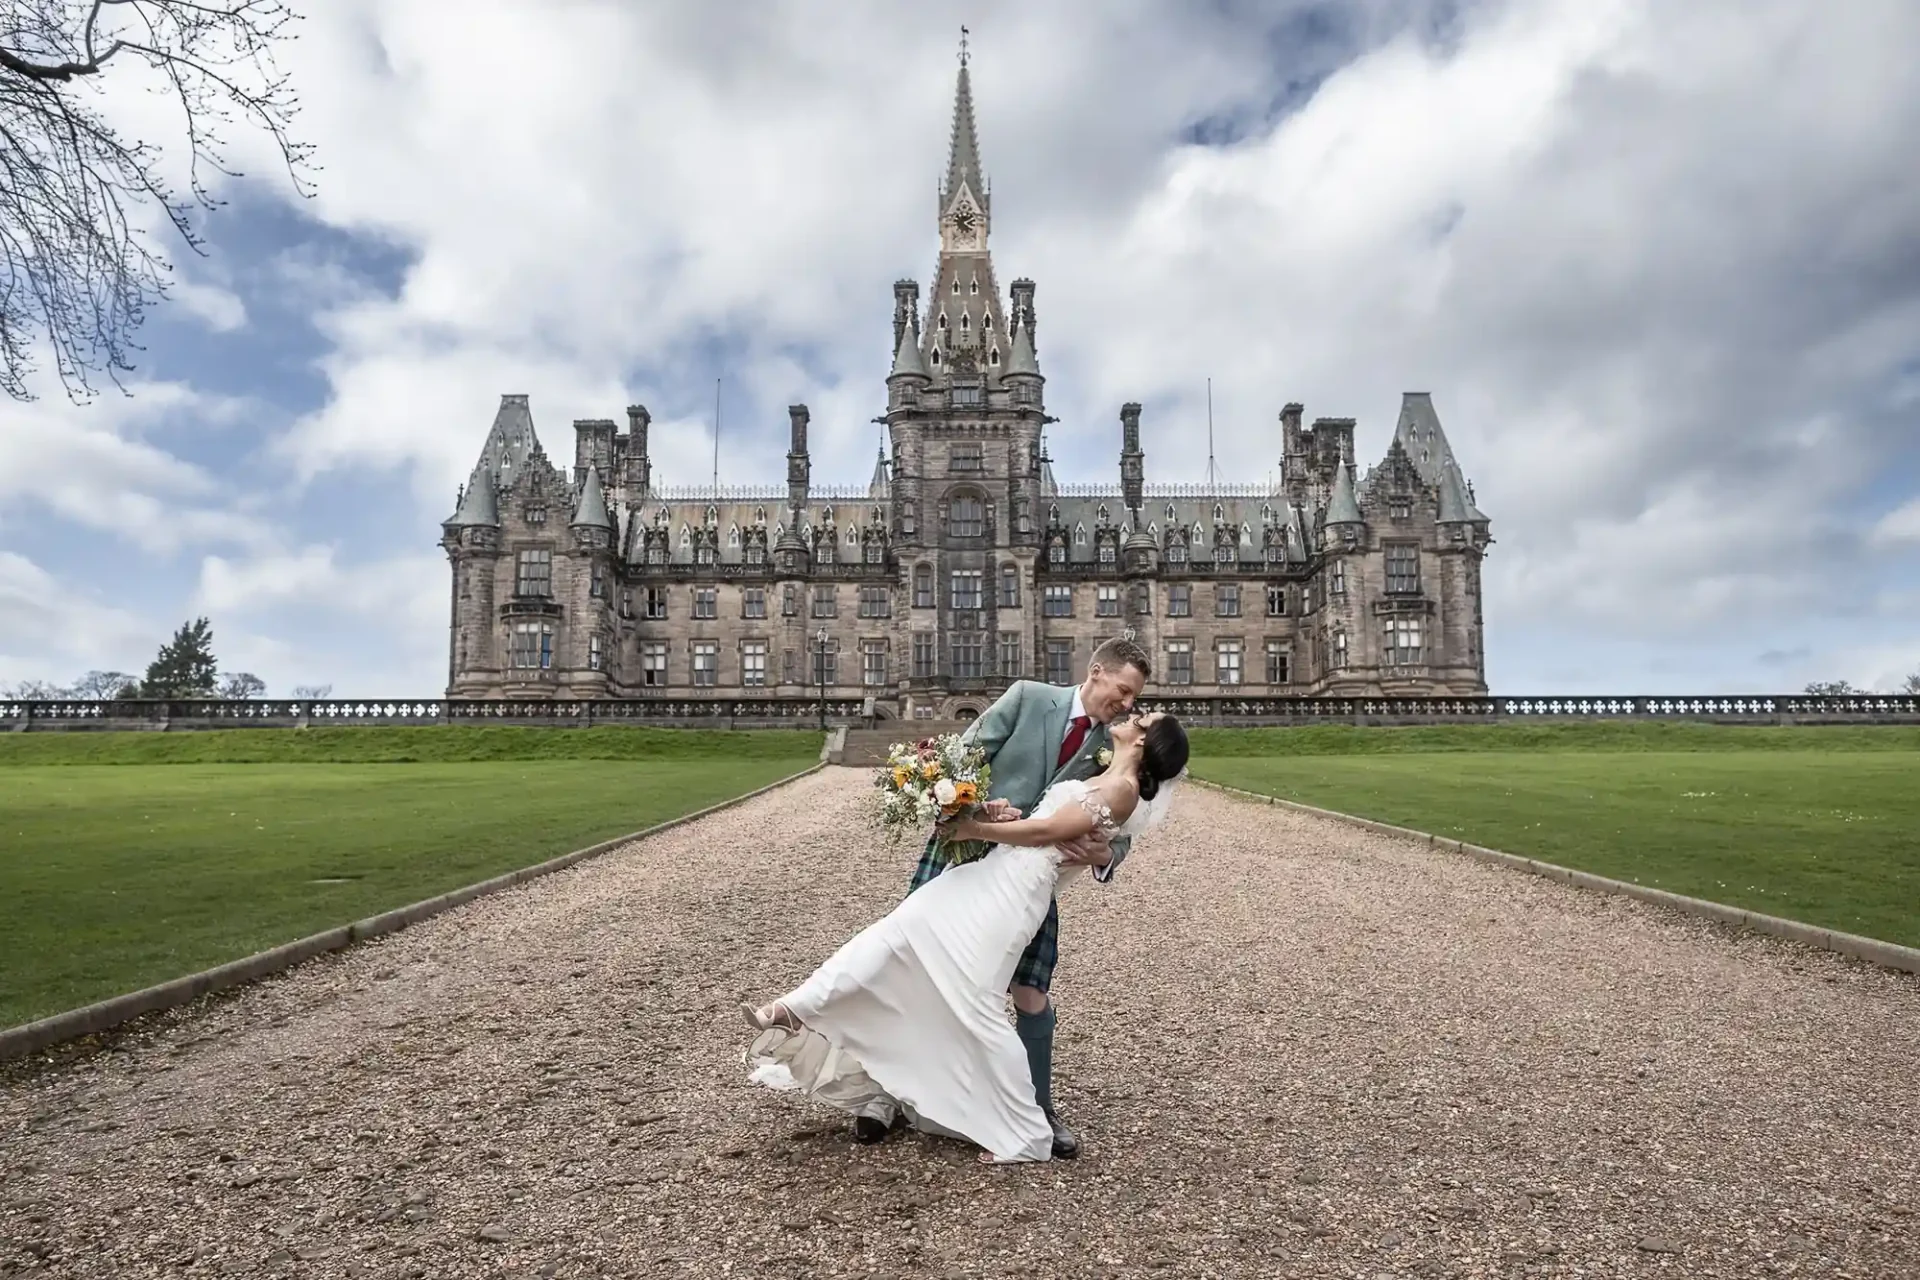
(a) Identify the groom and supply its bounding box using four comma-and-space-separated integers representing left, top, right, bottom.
858, 635, 1152, 1157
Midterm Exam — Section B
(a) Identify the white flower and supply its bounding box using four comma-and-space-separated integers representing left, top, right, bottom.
933, 778, 958, 806
1095, 747, 1113, 767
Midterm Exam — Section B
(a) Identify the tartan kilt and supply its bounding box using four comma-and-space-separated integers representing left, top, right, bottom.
908, 838, 1059, 992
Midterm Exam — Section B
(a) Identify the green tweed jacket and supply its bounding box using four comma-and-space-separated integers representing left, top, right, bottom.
959, 679, 1132, 882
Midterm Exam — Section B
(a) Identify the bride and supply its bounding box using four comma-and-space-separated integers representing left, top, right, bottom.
743, 711, 1189, 1163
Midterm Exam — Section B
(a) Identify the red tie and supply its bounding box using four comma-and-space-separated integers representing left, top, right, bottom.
1057, 715, 1092, 768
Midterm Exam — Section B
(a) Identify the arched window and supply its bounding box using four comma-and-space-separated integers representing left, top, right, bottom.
706, 504, 718, 525
846, 525, 858, 545
983, 311, 993, 329
679, 524, 691, 549
1165, 502, 1176, 522
755, 506, 767, 524
938, 313, 949, 329
951, 279, 960, 294
931, 348, 942, 366
1097, 504, 1110, 523
949, 495, 984, 538
960, 312, 969, 334
969, 276, 979, 295
728, 525, 741, 547
1074, 523, 1088, 545
989, 348, 1000, 366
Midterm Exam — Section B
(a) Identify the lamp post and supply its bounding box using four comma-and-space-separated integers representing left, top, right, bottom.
816, 627, 829, 732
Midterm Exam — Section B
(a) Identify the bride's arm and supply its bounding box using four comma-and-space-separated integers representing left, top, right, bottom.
949, 804, 1094, 849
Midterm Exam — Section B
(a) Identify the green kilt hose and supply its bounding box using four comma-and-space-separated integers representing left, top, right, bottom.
909, 838, 1059, 992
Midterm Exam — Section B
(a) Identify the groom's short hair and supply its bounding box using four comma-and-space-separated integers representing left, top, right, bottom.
1090, 635, 1152, 680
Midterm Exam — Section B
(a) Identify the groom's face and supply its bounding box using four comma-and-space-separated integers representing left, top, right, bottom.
1082, 661, 1147, 724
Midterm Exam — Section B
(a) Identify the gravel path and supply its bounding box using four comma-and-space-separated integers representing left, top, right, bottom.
3, 767, 1917, 1279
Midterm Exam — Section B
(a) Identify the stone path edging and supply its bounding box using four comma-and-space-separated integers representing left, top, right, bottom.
1191, 776, 1920, 977
0, 763, 826, 1063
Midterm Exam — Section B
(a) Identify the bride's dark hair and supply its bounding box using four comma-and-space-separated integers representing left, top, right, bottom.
1136, 716, 1189, 802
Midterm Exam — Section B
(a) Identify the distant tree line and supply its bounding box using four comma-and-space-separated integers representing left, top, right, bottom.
0, 618, 330, 701
1804, 676, 1920, 696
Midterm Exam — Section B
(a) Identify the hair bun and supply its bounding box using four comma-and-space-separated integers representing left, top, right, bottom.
1137, 773, 1160, 802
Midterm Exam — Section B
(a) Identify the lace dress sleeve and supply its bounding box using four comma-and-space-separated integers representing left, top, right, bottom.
1074, 787, 1119, 839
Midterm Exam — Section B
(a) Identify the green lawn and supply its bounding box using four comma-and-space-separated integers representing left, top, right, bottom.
0, 728, 819, 1029
1195, 738, 1920, 949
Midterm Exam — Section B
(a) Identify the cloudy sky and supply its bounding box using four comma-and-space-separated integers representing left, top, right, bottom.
3, 0, 1917, 696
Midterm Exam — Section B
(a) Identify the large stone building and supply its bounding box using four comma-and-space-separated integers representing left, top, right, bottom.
441, 54, 1492, 715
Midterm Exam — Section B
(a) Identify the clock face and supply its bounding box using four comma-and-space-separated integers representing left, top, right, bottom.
951, 208, 977, 233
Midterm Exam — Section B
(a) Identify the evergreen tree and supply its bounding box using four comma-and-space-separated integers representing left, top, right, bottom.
142, 618, 219, 697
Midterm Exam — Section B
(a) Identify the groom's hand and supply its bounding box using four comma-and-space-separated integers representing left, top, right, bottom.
1057, 832, 1113, 869
979, 799, 1023, 822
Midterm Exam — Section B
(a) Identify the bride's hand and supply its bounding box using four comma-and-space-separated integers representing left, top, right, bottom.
979, 799, 1022, 822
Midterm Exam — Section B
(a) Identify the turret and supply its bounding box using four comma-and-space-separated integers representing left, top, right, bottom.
1324, 459, 1365, 548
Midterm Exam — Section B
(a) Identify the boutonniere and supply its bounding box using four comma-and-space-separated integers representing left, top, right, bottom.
1095, 747, 1113, 768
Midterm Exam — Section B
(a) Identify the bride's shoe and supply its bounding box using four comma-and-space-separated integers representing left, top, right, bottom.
741, 1001, 800, 1032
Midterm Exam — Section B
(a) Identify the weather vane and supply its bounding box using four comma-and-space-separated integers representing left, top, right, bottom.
959, 25, 969, 66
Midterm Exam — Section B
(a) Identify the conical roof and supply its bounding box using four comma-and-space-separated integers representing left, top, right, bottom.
1325, 460, 1364, 526
868, 448, 891, 499
1003, 320, 1039, 377
572, 465, 613, 529
446, 466, 499, 527
890, 322, 928, 378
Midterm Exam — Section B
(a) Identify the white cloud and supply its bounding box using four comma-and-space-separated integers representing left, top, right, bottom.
0, 553, 155, 683
1870, 498, 1920, 547
170, 280, 249, 333
0, 382, 277, 554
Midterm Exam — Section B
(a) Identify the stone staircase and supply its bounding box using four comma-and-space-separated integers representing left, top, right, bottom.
834, 721, 971, 766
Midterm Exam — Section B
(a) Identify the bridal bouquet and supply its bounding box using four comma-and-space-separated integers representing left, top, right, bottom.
872, 733, 993, 864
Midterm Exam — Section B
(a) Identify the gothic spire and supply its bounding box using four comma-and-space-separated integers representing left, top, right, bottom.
942, 31, 988, 218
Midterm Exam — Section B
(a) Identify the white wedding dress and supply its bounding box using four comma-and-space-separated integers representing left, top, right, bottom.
745, 777, 1142, 1162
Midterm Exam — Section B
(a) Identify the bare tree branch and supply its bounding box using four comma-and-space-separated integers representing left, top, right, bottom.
0, 0, 316, 401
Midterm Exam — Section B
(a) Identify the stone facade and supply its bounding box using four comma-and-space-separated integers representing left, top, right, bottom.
441, 54, 1493, 714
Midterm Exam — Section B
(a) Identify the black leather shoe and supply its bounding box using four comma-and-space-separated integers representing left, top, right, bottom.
1044, 1108, 1079, 1160
853, 1113, 906, 1145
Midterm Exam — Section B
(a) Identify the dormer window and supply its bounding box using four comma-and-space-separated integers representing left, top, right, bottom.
705, 504, 718, 525
754, 506, 767, 524
1074, 523, 1088, 545
983, 312, 993, 329
989, 348, 1000, 366
969, 277, 979, 295
938, 312, 948, 329
952, 279, 960, 294
931, 348, 942, 365
1213, 503, 1225, 522
960, 313, 969, 334
1165, 502, 1176, 522
1097, 504, 1110, 523
728, 525, 741, 547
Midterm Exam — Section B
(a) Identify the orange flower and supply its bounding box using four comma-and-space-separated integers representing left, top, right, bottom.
891, 766, 911, 788
951, 781, 978, 806
920, 760, 941, 781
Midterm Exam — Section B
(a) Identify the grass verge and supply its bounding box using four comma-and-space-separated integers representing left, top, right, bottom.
1194, 750, 1920, 950
0, 755, 814, 1028
0, 725, 820, 766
